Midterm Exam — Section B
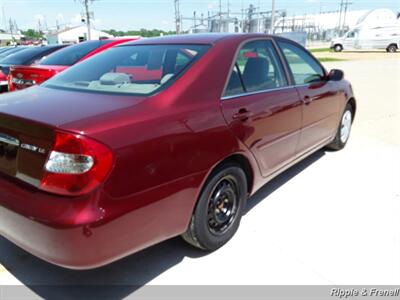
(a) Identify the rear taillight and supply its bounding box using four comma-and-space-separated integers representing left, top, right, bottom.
40, 131, 113, 196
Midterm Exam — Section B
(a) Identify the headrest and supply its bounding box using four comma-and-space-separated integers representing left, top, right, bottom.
100, 73, 131, 85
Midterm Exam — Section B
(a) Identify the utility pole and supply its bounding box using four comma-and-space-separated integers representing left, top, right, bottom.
219, 0, 222, 32
8, 18, 14, 40
37, 18, 42, 34
270, 0, 276, 34
2, 6, 8, 32
174, 0, 181, 34
76, 0, 96, 41
84, 0, 92, 40
338, 0, 344, 36
342, 0, 352, 34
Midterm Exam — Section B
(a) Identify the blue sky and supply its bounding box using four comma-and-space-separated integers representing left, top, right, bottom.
1, 0, 399, 31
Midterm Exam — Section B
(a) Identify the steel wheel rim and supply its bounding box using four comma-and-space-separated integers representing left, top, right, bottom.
207, 175, 239, 235
340, 110, 352, 143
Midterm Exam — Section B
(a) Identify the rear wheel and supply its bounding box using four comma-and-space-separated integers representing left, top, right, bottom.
333, 44, 343, 52
387, 44, 398, 53
326, 103, 353, 151
182, 163, 248, 251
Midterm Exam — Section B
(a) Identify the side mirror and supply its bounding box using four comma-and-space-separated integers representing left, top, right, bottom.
328, 69, 344, 81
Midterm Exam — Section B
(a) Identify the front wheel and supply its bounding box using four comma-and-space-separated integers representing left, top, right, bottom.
326, 103, 353, 151
182, 163, 248, 251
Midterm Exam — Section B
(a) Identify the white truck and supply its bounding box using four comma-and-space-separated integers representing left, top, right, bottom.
331, 25, 400, 53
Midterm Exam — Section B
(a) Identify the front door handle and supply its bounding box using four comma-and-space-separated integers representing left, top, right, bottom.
302, 95, 313, 105
232, 109, 253, 121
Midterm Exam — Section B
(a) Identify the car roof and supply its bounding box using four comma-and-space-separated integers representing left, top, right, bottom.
122, 33, 277, 46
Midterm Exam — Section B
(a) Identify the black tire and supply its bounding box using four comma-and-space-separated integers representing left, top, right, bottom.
333, 44, 343, 52
387, 44, 397, 53
326, 103, 353, 151
182, 163, 248, 251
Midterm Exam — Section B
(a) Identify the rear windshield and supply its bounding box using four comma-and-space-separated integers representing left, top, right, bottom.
0, 47, 27, 61
0, 47, 12, 54
43, 44, 210, 96
40, 40, 112, 66
0, 46, 65, 65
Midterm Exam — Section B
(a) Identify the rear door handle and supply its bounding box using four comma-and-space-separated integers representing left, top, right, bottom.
232, 109, 253, 121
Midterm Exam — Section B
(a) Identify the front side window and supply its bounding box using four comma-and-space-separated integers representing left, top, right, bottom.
224, 40, 287, 97
347, 31, 356, 38
278, 41, 325, 85
43, 44, 209, 96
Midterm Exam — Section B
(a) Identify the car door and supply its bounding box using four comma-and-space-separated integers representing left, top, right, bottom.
277, 40, 340, 156
343, 31, 357, 50
221, 39, 302, 177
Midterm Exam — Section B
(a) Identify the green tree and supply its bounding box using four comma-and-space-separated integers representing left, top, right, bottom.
21, 29, 43, 39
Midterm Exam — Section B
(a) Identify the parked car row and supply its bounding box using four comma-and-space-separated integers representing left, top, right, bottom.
0, 38, 136, 93
0, 45, 68, 93
0, 33, 356, 269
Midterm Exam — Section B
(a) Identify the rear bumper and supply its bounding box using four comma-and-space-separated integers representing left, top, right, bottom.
0, 171, 206, 269
0, 203, 169, 270
0, 204, 99, 269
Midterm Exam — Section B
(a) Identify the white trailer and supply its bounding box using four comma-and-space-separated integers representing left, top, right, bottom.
331, 25, 400, 53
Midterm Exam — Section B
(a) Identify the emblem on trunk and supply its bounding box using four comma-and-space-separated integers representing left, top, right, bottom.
20, 143, 46, 154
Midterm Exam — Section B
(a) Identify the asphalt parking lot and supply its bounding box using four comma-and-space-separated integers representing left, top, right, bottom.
0, 55, 399, 298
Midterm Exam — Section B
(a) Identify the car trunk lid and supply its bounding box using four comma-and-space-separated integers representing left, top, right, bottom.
0, 112, 54, 187
0, 85, 145, 188
10, 65, 67, 88
0, 86, 145, 127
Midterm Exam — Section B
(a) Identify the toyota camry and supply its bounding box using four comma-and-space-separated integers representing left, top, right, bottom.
0, 34, 356, 269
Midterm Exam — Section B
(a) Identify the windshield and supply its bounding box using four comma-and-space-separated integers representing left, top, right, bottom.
40, 40, 112, 66
43, 44, 210, 96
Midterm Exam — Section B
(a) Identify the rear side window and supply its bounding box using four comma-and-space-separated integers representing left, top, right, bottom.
40, 41, 109, 66
224, 40, 287, 97
43, 44, 210, 96
278, 41, 325, 85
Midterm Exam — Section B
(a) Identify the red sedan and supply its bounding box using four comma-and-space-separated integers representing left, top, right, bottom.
8, 38, 136, 91
0, 34, 356, 269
